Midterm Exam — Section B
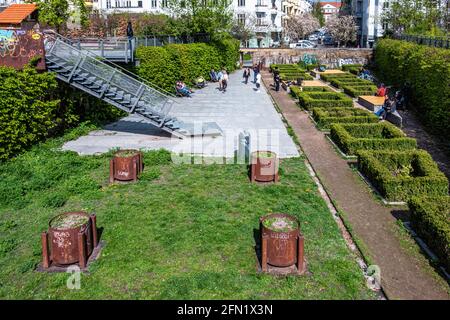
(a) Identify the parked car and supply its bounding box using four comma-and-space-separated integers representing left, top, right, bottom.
323, 36, 336, 46
289, 40, 317, 49
308, 34, 319, 41
271, 41, 281, 48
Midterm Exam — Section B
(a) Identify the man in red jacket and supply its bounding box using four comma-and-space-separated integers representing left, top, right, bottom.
376, 83, 387, 97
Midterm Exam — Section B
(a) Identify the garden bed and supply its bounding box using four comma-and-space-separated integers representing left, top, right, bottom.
312, 108, 378, 131
330, 123, 417, 156
357, 150, 449, 202
343, 85, 378, 98
297, 91, 354, 110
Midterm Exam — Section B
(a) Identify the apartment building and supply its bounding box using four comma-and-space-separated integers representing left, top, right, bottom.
319, 1, 341, 22
352, 0, 388, 48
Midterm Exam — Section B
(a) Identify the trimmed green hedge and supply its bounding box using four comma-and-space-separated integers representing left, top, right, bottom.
357, 150, 449, 201
374, 39, 450, 140
137, 39, 240, 92
0, 66, 124, 161
280, 72, 314, 81
297, 92, 353, 110
312, 108, 378, 130
330, 123, 417, 155
320, 72, 354, 82
301, 86, 333, 92
409, 196, 450, 272
330, 78, 373, 89
290, 86, 333, 99
341, 64, 363, 75
270, 64, 305, 73
343, 85, 378, 97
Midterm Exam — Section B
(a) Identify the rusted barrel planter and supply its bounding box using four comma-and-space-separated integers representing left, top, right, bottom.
250, 151, 279, 183
260, 213, 305, 274
109, 149, 143, 183
41, 212, 98, 269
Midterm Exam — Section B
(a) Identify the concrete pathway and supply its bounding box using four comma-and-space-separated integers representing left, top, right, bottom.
62, 72, 299, 158
261, 70, 449, 300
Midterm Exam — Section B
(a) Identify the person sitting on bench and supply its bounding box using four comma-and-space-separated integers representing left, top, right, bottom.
195, 76, 206, 89
376, 83, 387, 97
176, 81, 192, 97
209, 69, 218, 82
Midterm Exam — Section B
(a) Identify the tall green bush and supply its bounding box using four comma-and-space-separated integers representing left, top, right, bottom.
0, 66, 125, 161
0, 67, 61, 161
136, 39, 240, 92
374, 39, 450, 139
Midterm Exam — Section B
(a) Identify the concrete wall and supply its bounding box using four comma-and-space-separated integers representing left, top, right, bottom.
242, 48, 373, 68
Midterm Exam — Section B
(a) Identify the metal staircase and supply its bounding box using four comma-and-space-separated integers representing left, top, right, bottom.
44, 32, 222, 139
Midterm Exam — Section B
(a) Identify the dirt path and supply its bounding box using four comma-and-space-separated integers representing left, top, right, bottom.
261, 71, 449, 300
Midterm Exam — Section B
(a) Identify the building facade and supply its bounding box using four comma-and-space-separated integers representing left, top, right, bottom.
319, 1, 341, 22
352, 0, 388, 48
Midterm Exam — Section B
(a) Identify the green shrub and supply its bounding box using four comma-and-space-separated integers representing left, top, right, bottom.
357, 150, 449, 201
312, 108, 378, 130
341, 64, 363, 72
409, 196, 450, 272
320, 72, 354, 82
330, 123, 417, 155
374, 39, 450, 140
0, 67, 61, 161
301, 86, 333, 92
290, 86, 302, 98
343, 85, 378, 97
330, 78, 373, 89
297, 92, 353, 110
137, 39, 239, 92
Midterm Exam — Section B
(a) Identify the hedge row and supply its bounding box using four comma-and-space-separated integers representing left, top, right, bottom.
297, 91, 353, 110
330, 77, 373, 89
341, 64, 363, 75
0, 66, 124, 161
136, 39, 240, 92
312, 108, 378, 130
343, 85, 378, 98
409, 196, 450, 272
330, 123, 417, 155
374, 39, 450, 139
270, 64, 305, 73
320, 72, 354, 82
290, 86, 332, 98
280, 73, 314, 81
357, 150, 449, 202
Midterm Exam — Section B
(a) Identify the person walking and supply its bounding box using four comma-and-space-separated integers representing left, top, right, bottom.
217, 69, 223, 91
255, 72, 262, 92
126, 21, 134, 53
243, 67, 250, 84
222, 70, 229, 93
253, 64, 259, 83
274, 72, 281, 92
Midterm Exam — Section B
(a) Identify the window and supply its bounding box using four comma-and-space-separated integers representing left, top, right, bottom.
106, 0, 111, 8
238, 13, 245, 25
256, 12, 266, 26
138, 0, 142, 7
151, 0, 157, 7
271, 14, 276, 25
238, 0, 245, 7
161, 0, 167, 7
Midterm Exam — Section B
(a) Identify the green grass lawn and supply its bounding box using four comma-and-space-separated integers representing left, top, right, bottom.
0, 124, 375, 299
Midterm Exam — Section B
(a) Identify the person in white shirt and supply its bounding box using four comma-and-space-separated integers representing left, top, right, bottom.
255, 73, 262, 92
221, 70, 228, 93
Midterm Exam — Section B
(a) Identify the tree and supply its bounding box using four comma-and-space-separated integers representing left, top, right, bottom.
167, 0, 233, 40
326, 15, 357, 47
285, 13, 320, 41
311, 1, 325, 27
230, 15, 255, 47
382, 0, 446, 35
32, 0, 88, 32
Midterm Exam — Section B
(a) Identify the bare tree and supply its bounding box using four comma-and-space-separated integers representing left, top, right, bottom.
326, 15, 358, 47
231, 14, 256, 47
284, 13, 320, 42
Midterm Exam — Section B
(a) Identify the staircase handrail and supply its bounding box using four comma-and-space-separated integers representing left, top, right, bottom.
44, 30, 179, 101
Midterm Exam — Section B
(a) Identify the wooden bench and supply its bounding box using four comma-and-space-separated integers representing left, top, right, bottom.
358, 96, 403, 127
301, 80, 327, 87
311, 69, 346, 78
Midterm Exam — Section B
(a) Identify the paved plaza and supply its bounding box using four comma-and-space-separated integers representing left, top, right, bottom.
62, 71, 299, 158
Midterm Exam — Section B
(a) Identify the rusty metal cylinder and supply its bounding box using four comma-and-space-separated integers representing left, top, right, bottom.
111, 149, 143, 182
48, 212, 93, 266
260, 213, 300, 267
251, 151, 279, 182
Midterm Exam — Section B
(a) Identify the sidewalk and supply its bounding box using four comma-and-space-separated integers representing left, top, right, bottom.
62, 71, 298, 158
261, 71, 449, 300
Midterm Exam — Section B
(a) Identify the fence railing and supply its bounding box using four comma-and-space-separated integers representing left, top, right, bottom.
134, 34, 211, 47
393, 34, 450, 49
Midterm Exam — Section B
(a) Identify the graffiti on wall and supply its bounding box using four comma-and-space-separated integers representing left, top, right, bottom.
0, 29, 45, 70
